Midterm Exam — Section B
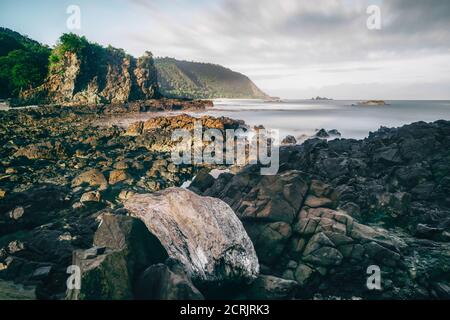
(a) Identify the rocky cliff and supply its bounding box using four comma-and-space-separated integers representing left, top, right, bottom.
21, 34, 160, 105
2, 29, 269, 104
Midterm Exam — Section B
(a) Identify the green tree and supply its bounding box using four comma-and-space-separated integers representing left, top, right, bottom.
0, 28, 50, 98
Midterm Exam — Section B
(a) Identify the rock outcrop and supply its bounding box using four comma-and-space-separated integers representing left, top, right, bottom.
1, 100, 450, 300
124, 114, 246, 157
124, 188, 259, 284
21, 37, 161, 105
239, 275, 298, 300
67, 214, 168, 300
198, 120, 450, 299
135, 260, 204, 300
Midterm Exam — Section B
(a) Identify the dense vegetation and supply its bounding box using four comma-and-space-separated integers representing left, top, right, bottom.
155, 58, 269, 99
49, 33, 122, 93
0, 29, 127, 99
0, 28, 50, 98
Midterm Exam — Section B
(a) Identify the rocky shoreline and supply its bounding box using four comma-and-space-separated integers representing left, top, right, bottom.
1, 102, 449, 300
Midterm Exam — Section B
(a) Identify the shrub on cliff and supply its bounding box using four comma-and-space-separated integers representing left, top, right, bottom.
49, 33, 108, 86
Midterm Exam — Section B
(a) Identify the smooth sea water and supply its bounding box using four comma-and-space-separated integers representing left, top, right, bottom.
199, 99, 450, 140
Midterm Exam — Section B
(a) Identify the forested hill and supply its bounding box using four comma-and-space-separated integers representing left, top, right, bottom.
0, 28, 50, 98
155, 57, 269, 99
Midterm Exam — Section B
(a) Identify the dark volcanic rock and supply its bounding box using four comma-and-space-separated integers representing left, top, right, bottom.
204, 169, 308, 224
315, 129, 329, 138
197, 120, 450, 299
188, 169, 215, 193
0, 184, 70, 235
0, 101, 219, 300
67, 215, 168, 300
2, 98, 450, 301
135, 260, 203, 300
93, 214, 168, 275
281, 135, 297, 145
67, 247, 133, 300
239, 275, 297, 300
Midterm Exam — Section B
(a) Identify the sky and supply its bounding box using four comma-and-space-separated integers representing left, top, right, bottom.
1, 0, 450, 99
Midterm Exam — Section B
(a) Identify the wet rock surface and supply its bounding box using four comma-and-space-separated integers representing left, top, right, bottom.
199, 120, 450, 299
1, 101, 450, 300
0, 102, 234, 299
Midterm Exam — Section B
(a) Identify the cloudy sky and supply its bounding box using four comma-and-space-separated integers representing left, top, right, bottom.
1, 0, 450, 99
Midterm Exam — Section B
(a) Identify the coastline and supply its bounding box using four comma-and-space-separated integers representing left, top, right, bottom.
1, 101, 450, 299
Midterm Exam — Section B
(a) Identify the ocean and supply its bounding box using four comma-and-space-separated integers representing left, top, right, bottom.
198, 99, 450, 140
69, 99, 450, 141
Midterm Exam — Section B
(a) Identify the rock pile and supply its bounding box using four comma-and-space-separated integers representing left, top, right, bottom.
195, 120, 450, 299
1, 102, 450, 300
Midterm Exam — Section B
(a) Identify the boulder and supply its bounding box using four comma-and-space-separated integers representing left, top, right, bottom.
235, 170, 309, 224
328, 129, 341, 137
189, 169, 215, 192
8, 206, 25, 220
415, 224, 444, 240
315, 129, 330, 138
304, 195, 334, 209
135, 261, 204, 300
124, 188, 259, 284
109, 169, 132, 185
294, 263, 315, 286
0, 185, 70, 234
281, 135, 297, 145
302, 232, 343, 267
244, 222, 292, 266
432, 282, 450, 299
310, 180, 334, 198
13, 143, 55, 160
80, 191, 101, 203
93, 214, 168, 275
72, 169, 108, 190
67, 247, 133, 300
67, 215, 168, 300
241, 275, 297, 300
373, 146, 402, 164
292, 207, 404, 269
0, 280, 36, 300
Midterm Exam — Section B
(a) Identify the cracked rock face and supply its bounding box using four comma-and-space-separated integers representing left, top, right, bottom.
124, 188, 259, 284
21, 51, 160, 106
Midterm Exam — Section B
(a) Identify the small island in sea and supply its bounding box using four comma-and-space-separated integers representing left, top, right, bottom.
354, 100, 389, 106
311, 96, 333, 100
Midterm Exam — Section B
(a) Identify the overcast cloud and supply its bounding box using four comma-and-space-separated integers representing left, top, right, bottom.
123, 0, 450, 99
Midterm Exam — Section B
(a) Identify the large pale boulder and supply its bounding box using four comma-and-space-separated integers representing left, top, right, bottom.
124, 188, 259, 283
